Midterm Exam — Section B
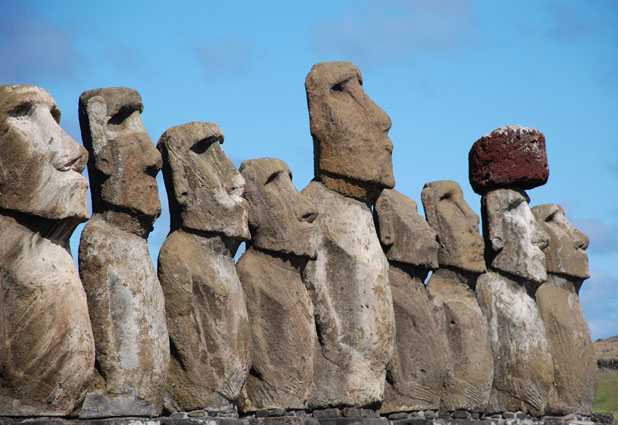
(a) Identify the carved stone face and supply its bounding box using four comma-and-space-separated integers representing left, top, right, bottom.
532, 204, 590, 279
421, 180, 486, 273
240, 158, 318, 259
305, 62, 395, 191
375, 188, 439, 269
157, 121, 250, 240
79, 87, 161, 222
483, 188, 549, 283
0, 85, 89, 221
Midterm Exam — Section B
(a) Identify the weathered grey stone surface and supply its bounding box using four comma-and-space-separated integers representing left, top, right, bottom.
237, 158, 318, 411
476, 272, 553, 416
374, 189, 438, 269
421, 180, 486, 273
421, 180, 492, 411
79, 87, 161, 226
426, 269, 493, 412
532, 204, 590, 282
157, 122, 250, 238
0, 85, 94, 416
305, 62, 394, 204
482, 188, 549, 287
381, 264, 447, 413
533, 205, 596, 415
157, 122, 251, 412
158, 231, 251, 412
302, 181, 394, 408
240, 158, 317, 257
237, 249, 315, 411
374, 189, 446, 412
78, 87, 169, 417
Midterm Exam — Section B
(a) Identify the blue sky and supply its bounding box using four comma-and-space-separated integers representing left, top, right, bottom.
2, 0, 617, 339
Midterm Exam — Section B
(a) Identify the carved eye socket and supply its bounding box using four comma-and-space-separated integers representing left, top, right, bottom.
332, 81, 345, 92
440, 191, 452, 201
108, 106, 134, 126
190, 136, 219, 154
265, 171, 280, 184
8, 101, 34, 118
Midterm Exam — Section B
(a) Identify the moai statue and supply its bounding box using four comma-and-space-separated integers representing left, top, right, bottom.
469, 125, 554, 416
78, 87, 169, 417
421, 180, 493, 412
236, 158, 318, 412
301, 61, 396, 408
374, 189, 448, 412
157, 122, 251, 413
533, 204, 597, 415
0, 85, 95, 416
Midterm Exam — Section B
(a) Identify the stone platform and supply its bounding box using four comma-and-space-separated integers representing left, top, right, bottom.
0, 409, 614, 425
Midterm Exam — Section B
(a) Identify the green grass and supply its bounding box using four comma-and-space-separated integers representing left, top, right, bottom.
594, 372, 618, 419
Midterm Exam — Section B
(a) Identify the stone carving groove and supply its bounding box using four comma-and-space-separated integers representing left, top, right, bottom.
0, 66, 597, 421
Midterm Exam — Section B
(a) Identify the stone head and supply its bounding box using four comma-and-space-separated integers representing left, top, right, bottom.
482, 188, 549, 284
79, 87, 161, 222
0, 85, 89, 223
305, 62, 395, 201
374, 189, 439, 270
157, 121, 250, 240
532, 204, 589, 280
240, 158, 318, 259
421, 180, 486, 273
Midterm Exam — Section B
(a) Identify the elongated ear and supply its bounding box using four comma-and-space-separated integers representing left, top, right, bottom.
485, 193, 505, 252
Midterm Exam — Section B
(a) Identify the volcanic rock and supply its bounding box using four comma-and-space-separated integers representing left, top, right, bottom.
78, 87, 169, 417
482, 188, 549, 287
306, 62, 394, 204
302, 180, 395, 408
421, 180, 485, 273
533, 204, 596, 415
374, 189, 446, 412
469, 125, 548, 194
476, 271, 553, 416
236, 158, 318, 411
157, 121, 251, 412
157, 121, 250, 238
0, 85, 94, 416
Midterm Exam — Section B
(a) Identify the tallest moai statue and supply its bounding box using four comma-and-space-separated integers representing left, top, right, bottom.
0, 85, 95, 416
301, 62, 396, 408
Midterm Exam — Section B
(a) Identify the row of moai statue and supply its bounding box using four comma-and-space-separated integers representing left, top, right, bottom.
0, 62, 596, 419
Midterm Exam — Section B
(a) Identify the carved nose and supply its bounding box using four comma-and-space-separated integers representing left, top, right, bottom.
297, 199, 318, 224
52, 131, 87, 173
574, 230, 589, 250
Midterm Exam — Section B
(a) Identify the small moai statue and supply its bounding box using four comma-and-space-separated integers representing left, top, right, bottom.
301, 61, 396, 408
421, 180, 493, 412
157, 122, 252, 413
469, 125, 553, 416
0, 85, 95, 416
77, 87, 169, 418
374, 189, 448, 412
236, 158, 318, 412
533, 204, 597, 415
